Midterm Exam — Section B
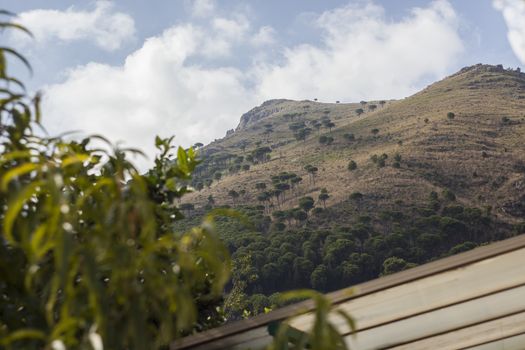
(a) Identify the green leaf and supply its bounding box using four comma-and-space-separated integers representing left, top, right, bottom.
0, 328, 46, 346
177, 146, 189, 174
1, 162, 41, 191
0, 47, 32, 75
3, 180, 44, 244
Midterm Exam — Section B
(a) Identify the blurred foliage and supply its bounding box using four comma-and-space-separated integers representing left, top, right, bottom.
269, 290, 355, 350
0, 15, 230, 350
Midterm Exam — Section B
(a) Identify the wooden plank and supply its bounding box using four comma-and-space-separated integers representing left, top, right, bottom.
464, 331, 525, 350
171, 234, 525, 349
289, 247, 525, 335
388, 311, 525, 350
341, 285, 525, 350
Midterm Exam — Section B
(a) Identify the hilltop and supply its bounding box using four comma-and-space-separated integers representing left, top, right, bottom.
187, 64, 525, 223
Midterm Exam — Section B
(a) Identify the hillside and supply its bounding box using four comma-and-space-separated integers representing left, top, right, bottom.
178, 64, 525, 319
187, 64, 525, 223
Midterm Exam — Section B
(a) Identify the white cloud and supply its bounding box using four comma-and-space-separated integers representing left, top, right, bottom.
190, 0, 216, 18
251, 26, 277, 47
254, 0, 463, 102
43, 24, 257, 167
202, 16, 251, 57
13, 1, 135, 51
493, 0, 525, 63
42, 1, 464, 168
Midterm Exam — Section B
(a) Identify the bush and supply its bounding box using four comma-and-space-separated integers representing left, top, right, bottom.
447, 112, 455, 120
442, 189, 457, 201
347, 160, 357, 171
349, 192, 364, 200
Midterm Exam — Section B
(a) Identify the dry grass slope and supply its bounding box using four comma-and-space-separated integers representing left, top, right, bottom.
186, 64, 525, 224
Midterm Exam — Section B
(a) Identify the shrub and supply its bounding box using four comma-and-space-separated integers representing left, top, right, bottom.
447, 112, 455, 120
349, 192, 364, 200
347, 160, 357, 171
442, 189, 457, 201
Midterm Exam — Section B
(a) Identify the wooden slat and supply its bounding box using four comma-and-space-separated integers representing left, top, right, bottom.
289, 247, 525, 335
464, 331, 525, 350
342, 285, 525, 349
171, 234, 525, 349
389, 311, 525, 350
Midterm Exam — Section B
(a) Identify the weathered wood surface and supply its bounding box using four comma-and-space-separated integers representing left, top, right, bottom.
171, 234, 525, 350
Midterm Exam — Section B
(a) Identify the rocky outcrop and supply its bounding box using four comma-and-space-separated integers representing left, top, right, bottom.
235, 99, 289, 131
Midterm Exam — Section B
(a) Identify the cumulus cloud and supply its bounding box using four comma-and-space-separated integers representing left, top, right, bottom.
190, 0, 217, 18
493, 0, 525, 64
251, 26, 277, 47
12, 1, 135, 51
42, 0, 464, 168
43, 25, 257, 166
201, 16, 251, 57
254, 0, 463, 101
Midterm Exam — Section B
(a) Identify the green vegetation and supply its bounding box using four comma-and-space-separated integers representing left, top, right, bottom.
0, 34, 232, 349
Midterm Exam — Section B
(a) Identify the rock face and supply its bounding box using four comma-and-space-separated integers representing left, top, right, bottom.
235, 99, 289, 131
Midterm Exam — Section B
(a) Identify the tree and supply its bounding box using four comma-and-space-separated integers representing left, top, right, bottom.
299, 196, 315, 213
180, 202, 195, 215
263, 123, 273, 140
360, 100, 367, 108
322, 119, 335, 133
293, 210, 308, 225
348, 160, 357, 171
255, 182, 267, 191
289, 121, 306, 132
228, 189, 240, 205
447, 112, 455, 120
319, 135, 334, 145
382, 257, 416, 275
304, 165, 319, 185
318, 188, 330, 209
310, 265, 329, 290
355, 108, 364, 116
343, 133, 355, 142
368, 104, 377, 112
294, 127, 312, 142
379, 100, 386, 108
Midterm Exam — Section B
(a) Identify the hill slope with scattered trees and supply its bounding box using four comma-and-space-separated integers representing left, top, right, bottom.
179, 64, 525, 318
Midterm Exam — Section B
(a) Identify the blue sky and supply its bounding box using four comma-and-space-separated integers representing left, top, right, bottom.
3, 0, 525, 164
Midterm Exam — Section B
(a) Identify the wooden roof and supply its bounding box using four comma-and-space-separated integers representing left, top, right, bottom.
171, 234, 525, 350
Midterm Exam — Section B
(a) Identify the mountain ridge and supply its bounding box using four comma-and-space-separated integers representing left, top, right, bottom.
187, 63, 525, 225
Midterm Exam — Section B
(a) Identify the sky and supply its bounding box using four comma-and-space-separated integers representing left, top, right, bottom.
3, 0, 525, 165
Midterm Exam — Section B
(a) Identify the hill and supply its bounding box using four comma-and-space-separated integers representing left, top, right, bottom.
187, 64, 525, 222
178, 64, 525, 318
